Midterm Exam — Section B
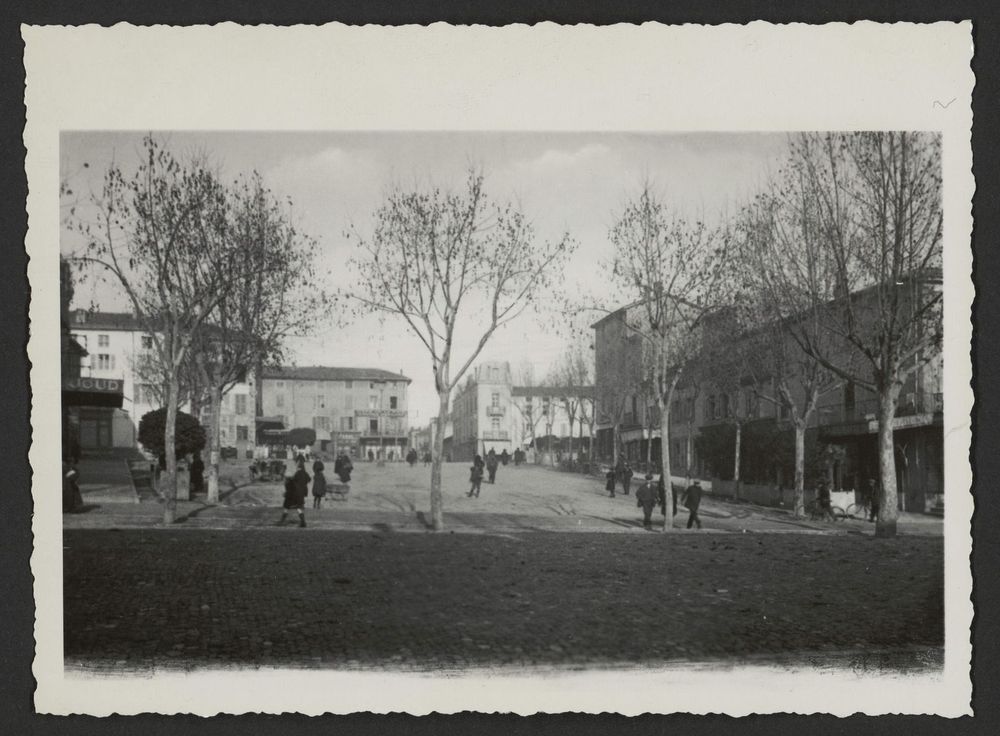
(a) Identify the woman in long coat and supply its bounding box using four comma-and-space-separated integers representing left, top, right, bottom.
311, 460, 327, 509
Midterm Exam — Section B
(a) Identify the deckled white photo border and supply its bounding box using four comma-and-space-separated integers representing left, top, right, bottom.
24, 21, 974, 716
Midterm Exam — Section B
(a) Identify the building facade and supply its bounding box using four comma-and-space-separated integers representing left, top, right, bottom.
67, 309, 256, 456
447, 361, 594, 462
258, 366, 411, 460
592, 275, 944, 513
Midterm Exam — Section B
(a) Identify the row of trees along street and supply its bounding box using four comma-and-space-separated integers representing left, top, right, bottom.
67, 137, 325, 523
581, 132, 941, 537
67, 132, 941, 538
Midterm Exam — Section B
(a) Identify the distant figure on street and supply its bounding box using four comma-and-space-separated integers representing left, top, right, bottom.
618, 460, 634, 496
816, 479, 835, 522
513, 448, 524, 466
311, 460, 327, 509
278, 459, 310, 527
407, 448, 418, 467
62, 459, 82, 513
867, 478, 880, 522
334, 453, 353, 484
500, 449, 510, 466
636, 473, 657, 530
423, 450, 432, 467
657, 473, 678, 520
486, 450, 499, 484
605, 467, 616, 498
682, 479, 703, 530
367, 449, 375, 462
468, 454, 485, 498
190, 453, 205, 494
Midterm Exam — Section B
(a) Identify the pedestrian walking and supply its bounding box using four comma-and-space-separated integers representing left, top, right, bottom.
605, 467, 616, 498
311, 460, 327, 509
407, 448, 418, 467
636, 473, 657, 530
867, 478, 880, 522
468, 454, 485, 498
619, 461, 634, 496
486, 450, 499, 484
500, 449, 510, 466
682, 479, 704, 530
278, 458, 310, 527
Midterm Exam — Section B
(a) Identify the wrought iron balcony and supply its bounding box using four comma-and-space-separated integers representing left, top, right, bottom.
480, 430, 510, 441
486, 405, 505, 417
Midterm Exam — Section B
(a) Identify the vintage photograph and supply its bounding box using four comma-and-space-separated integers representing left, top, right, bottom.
57, 129, 944, 664
25, 23, 974, 716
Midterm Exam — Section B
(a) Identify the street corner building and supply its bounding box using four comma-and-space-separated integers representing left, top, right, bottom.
257, 366, 412, 461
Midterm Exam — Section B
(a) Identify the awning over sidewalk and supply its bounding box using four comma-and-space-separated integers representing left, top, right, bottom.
62, 377, 124, 409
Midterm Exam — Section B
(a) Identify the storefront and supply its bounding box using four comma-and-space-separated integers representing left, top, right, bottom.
62, 376, 126, 452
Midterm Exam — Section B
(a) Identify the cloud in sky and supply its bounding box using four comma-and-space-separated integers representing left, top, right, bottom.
61, 130, 791, 423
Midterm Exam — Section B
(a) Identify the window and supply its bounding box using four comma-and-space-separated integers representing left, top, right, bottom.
315, 395, 326, 409
140, 335, 153, 350
96, 354, 115, 371
389, 396, 398, 410
341, 416, 354, 431
97, 334, 109, 347
369, 395, 378, 410
236, 425, 249, 441
706, 395, 715, 421
721, 394, 730, 418
275, 381, 284, 388
276, 393, 285, 408
344, 394, 354, 411
369, 418, 379, 432
345, 380, 353, 389
235, 394, 247, 415
370, 382, 375, 389
313, 416, 329, 431
491, 392, 499, 408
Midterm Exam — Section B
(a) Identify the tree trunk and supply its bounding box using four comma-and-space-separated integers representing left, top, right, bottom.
876, 382, 902, 538
733, 421, 742, 501
206, 384, 222, 503
429, 390, 449, 531
793, 421, 806, 518
612, 422, 620, 468
163, 373, 179, 524
659, 379, 679, 532
567, 420, 574, 466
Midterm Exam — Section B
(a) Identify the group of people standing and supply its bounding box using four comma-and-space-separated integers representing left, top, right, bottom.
468, 448, 503, 498
278, 453, 354, 527
606, 459, 704, 531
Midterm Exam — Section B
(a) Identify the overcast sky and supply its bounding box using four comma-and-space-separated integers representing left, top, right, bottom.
61, 131, 792, 424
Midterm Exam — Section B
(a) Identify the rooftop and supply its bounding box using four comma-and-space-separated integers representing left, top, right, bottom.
69, 309, 146, 331
261, 366, 412, 384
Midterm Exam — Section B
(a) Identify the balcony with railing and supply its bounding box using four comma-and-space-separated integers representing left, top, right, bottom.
486, 405, 505, 417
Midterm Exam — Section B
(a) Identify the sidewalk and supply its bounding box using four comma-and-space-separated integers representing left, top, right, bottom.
74, 455, 138, 504
62, 493, 943, 537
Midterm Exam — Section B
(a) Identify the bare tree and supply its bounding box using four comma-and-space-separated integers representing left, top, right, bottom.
346, 170, 574, 530
606, 183, 729, 531
194, 173, 324, 502
750, 132, 942, 536
70, 137, 233, 523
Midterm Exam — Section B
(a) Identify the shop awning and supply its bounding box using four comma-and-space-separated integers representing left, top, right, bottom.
62, 377, 124, 408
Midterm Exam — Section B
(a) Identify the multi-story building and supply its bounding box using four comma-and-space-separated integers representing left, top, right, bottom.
592, 273, 944, 513
258, 366, 411, 460
447, 361, 594, 462
67, 309, 257, 456
449, 362, 514, 460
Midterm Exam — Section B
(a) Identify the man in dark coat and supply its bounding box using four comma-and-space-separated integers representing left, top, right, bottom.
683, 479, 703, 529
620, 461, 634, 496
605, 467, 616, 498
334, 453, 353, 484
636, 473, 657, 530
486, 450, 499, 483
500, 449, 509, 466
